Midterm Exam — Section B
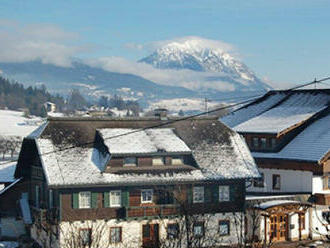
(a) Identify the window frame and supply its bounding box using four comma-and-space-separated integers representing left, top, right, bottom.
110, 227, 122, 243
79, 191, 91, 209
219, 185, 230, 202
252, 137, 259, 148
272, 174, 281, 190
152, 157, 165, 166
123, 157, 137, 167
171, 156, 184, 165
141, 189, 153, 203
260, 138, 267, 149
193, 186, 204, 203
218, 220, 230, 236
110, 190, 122, 207
167, 223, 179, 239
193, 222, 205, 237
253, 173, 264, 188
79, 228, 92, 246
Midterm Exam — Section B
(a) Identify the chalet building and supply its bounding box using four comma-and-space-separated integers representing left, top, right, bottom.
13, 116, 259, 248
0, 162, 29, 239
221, 89, 330, 243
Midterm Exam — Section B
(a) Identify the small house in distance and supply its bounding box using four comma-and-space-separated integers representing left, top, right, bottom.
221, 89, 330, 243
14, 115, 259, 248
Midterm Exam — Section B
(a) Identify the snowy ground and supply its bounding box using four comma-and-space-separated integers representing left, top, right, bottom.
0, 110, 43, 137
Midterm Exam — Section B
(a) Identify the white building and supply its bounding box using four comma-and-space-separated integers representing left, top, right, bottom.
221, 89, 330, 243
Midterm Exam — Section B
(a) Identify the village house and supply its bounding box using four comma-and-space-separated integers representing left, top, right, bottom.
12, 115, 259, 248
221, 89, 330, 243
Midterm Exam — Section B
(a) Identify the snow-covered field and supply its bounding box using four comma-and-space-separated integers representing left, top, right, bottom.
0, 110, 43, 137
0, 242, 18, 248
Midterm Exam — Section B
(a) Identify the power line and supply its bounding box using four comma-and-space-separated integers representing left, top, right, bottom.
1, 76, 329, 166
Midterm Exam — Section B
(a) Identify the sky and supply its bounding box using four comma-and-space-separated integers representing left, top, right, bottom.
1, 0, 330, 88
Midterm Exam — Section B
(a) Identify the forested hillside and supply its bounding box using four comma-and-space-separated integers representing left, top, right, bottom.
0, 76, 65, 116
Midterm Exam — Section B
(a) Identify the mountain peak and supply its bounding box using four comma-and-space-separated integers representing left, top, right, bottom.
139, 37, 258, 82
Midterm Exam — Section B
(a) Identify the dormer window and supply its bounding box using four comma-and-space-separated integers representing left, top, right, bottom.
124, 157, 137, 167
152, 157, 165, 166
271, 138, 276, 149
172, 156, 184, 165
252, 137, 259, 148
260, 138, 267, 149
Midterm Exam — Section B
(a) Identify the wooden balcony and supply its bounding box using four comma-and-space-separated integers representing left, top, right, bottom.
125, 204, 180, 219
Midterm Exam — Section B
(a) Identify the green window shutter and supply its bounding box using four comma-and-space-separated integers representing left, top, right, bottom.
121, 188, 129, 207
104, 192, 110, 208
205, 186, 212, 203
229, 185, 236, 201
212, 185, 219, 203
72, 193, 79, 209
91, 192, 98, 208
187, 186, 192, 204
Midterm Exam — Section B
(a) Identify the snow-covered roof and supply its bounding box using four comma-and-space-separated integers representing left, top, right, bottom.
0, 162, 16, 182
222, 90, 330, 134
221, 92, 287, 128
255, 200, 304, 210
17, 117, 260, 187
253, 114, 330, 162
99, 128, 191, 155
233, 92, 329, 133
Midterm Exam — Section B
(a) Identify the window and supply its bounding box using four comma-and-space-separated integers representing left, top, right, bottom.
110, 227, 122, 243
252, 137, 259, 148
171, 156, 184, 165
141, 189, 153, 203
272, 175, 281, 190
300, 213, 305, 230
260, 138, 267, 149
219, 186, 230, 202
124, 157, 136, 166
219, 220, 230, 236
143, 224, 150, 238
322, 211, 330, 224
79, 191, 91, 209
193, 222, 204, 237
79, 229, 91, 246
167, 223, 179, 239
35, 185, 40, 208
152, 157, 165, 166
49, 189, 53, 208
271, 138, 276, 149
193, 186, 204, 203
253, 173, 264, 188
110, 190, 121, 207
327, 176, 330, 189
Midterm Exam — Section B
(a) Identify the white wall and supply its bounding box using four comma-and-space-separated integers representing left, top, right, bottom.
309, 205, 330, 240
32, 213, 244, 248
247, 168, 312, 193
312, 176, 330, 194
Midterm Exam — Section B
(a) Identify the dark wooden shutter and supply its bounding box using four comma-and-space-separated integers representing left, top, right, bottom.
121, 188, 129, 207
230, 185, 236, 201
104, 192, 110, 208
91, 192, 98, 208
212, 185, 219, 203
72, 193, 79, 209
187, 186, 192, 204
205, 186, 212, 203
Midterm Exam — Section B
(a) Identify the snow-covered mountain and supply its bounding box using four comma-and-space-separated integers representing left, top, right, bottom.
140, 37, 270, 91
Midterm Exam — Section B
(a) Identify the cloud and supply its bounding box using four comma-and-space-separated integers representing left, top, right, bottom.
0, 19, 88, 67
86, 56, 236, 92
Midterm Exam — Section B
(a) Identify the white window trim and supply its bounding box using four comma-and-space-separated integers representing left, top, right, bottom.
141, 189, 153, 203
193, 186, 204, 203
110, 190, 122, 207
219, 185, 230, 202
79, 191, 91, 209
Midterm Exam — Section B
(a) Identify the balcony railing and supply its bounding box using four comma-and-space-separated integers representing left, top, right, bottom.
124, 204, 180, 219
